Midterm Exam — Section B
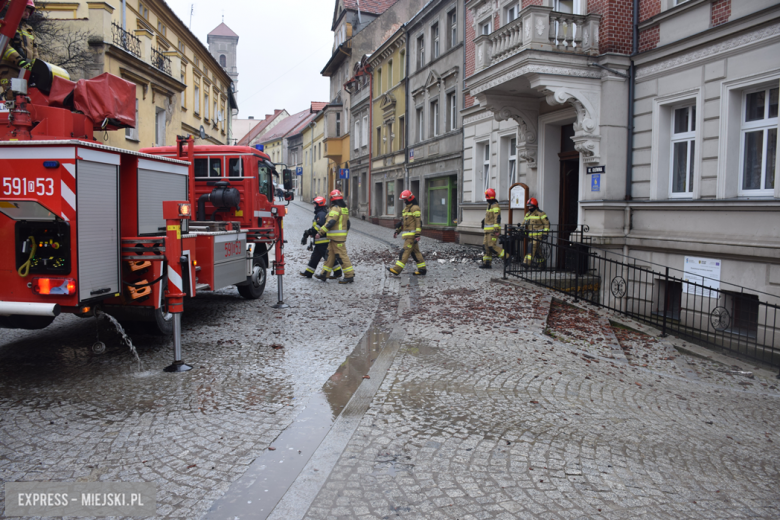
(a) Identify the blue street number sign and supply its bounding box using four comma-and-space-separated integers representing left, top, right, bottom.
591, 174, 601, 192
339, 168, 350, 179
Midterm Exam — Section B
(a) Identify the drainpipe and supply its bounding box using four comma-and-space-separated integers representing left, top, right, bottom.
404, 32, 410, 193
122, 0, 127, 30
626, 0, 638, 202
367, 66, 373, 218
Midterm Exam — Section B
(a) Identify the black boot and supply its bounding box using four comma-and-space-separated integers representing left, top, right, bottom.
479, 262, 492, 269
330, 269, 343, 279
339, 277, 354, 284
413, 269, 427, 276
300, 271, 313, 278
314, 273, 328, 282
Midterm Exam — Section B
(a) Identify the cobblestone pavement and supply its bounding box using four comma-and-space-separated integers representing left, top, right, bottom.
1, 202, 779, 519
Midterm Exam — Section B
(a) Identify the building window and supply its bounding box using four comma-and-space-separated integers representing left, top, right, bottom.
416, 107, 424, 143
446, 92, 457, 131
157, 21, 166, 37
204, 93, 210, 120
670, 105, 696, 197
505, 3, 519, 23
139, 3, 149, 19
178, 40, 184, 52
387, 60, 393, 90
399, 115, 405, 149
723, 291, 759, 338
194, 84, 200, 114
740, 87, 777, 195
480, 142, 491, 194
219, 54, 227, 67
417, 35, 425, 70
354, 119, 360, 150
432, 23, 439, 59
400, 51, 405, 78
654, 279, 682, 321
362, 115, 368, 147
430, 100, 439, 137
126, 99, 139, 141
376, 68, 382, 96
448, 10, 457, 48
480, 21, 491, 35
376, 127, 382, 155
386, 182, 395, 215
155, 107, 165, 146
553, 0, 576, 13
508, 137, 517, 186
336, 112, 341, 137
180, 71, 186, 108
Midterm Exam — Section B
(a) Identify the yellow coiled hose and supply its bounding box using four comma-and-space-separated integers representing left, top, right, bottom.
17, 236, 37, 277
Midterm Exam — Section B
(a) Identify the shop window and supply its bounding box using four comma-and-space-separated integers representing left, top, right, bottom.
427, 176, 457, 226
386, 182, 395, 216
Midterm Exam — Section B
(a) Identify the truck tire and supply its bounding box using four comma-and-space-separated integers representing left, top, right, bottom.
237, 254, 267, 300
150, 306, 174, 336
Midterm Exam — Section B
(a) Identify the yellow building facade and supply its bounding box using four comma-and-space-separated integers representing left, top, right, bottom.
369, 28, 407, 220
41, 0, 234, 150
301, 112, 328, 202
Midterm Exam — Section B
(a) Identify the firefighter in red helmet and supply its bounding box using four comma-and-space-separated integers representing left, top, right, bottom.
522, 197, 550, 269
480, 188, 504, 269
1, 0, 38, 100
300, 196, 343, 278
388, 190, 426, 276
314, 190, 355, 284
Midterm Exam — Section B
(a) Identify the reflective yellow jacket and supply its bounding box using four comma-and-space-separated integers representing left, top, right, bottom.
484, 201, 501, 234
322, 204, 349, 242
397, 202, 422, 238
523, 209, 550, 236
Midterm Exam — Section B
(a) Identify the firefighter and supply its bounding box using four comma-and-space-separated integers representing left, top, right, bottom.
480, 188, 505, 269
0, 0, 38, 100
300, 196, 343, 279
387, 190, 426, 276
522, 197, 550, 268
314, 189, 355, 284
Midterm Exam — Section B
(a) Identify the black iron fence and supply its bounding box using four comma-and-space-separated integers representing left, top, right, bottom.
503, 225, 780, 367
151, 46, 172, 76
112, 22, 142, 59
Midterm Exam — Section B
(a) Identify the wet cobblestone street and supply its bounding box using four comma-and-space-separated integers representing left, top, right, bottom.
1, 201, 779, 519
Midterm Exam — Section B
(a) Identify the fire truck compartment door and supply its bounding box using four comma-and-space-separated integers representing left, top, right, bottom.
213, 233, 247, 290
137, 160, 189, 235
77, 160, 120, 302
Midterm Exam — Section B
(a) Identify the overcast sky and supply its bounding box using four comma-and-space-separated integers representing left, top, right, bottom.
165, 0, 335, 119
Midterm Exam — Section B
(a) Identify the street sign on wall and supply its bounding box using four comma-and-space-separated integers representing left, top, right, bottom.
591, 174, 601, 192
296, 167, 302, 176
339, 168, 350, 179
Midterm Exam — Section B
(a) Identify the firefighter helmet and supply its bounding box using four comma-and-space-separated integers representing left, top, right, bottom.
485, 188, 496, 199
527, 197, 538, 208
313, 196, 326, 206
329, 189, 343, 201
399, 190, 414, 201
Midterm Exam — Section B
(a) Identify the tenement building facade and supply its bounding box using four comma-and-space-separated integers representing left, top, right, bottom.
462, 0, 779, 299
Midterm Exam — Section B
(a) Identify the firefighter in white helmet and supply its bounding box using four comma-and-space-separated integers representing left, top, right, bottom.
387, 190, 426, 276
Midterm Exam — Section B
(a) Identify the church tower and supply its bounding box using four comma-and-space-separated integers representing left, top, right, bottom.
207, 21, 239, 94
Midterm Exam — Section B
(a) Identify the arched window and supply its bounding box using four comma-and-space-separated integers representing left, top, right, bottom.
219, 54, 227, 67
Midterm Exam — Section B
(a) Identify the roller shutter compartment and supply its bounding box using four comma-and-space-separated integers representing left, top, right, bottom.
137, 167, 188, 235
77, 160, 120, 302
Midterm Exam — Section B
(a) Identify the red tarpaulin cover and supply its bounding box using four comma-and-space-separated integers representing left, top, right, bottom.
72, 73, 137, 131
28, 75, 77, 109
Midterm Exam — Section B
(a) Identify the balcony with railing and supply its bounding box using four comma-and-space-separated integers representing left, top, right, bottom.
112, 22, 142, 59
474, 6, 601, 72
151, 46, 172, 76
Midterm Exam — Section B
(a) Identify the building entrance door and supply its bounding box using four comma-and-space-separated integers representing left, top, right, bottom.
558, 124, 580, 269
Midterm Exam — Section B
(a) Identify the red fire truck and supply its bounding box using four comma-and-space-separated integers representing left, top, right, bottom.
0, 0, 290, 341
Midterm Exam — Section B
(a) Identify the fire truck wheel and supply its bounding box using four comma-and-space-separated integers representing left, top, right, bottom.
150, 307, 174, 336
237, 255, 267, 300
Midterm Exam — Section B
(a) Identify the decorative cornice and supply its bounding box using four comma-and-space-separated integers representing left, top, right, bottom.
463, 110, 494, 125
469, 63, 601, 96
636, 22, 780, 80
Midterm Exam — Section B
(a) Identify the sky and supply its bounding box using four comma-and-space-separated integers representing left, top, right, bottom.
165, 0, 335, 119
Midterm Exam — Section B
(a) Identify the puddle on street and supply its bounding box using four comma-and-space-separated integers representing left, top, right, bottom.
205, 326, 391, 520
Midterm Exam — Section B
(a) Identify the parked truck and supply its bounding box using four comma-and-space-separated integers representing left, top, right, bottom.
0, 0, 291, 338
